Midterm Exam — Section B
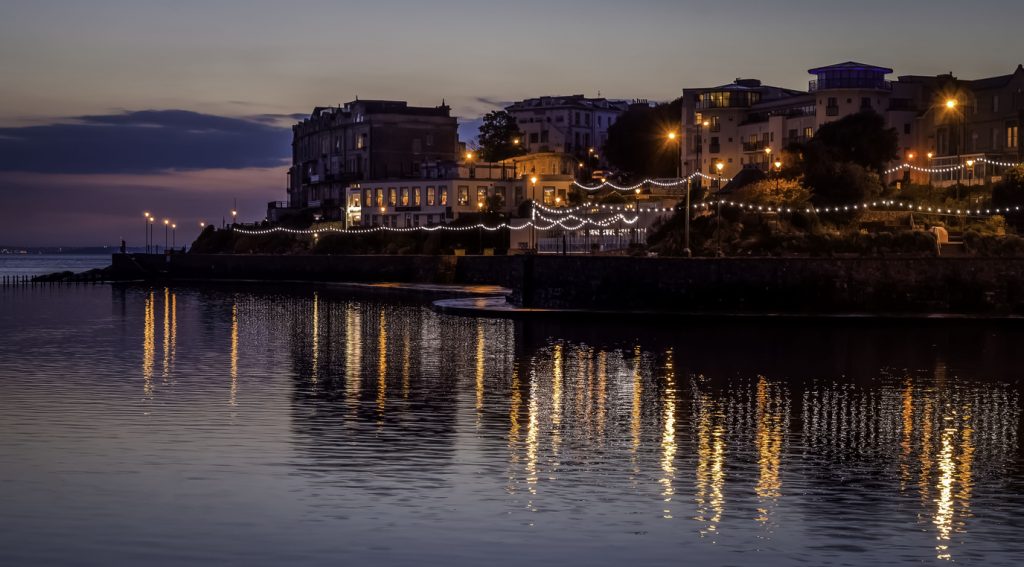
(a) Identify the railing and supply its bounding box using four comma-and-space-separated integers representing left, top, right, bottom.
742, 141, 769, 152
809, 79, 892, 92
825, 106, 839, 116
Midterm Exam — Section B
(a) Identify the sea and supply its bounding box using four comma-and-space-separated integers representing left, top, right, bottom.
0, 254, 113, 278
0, 283, 1021, 566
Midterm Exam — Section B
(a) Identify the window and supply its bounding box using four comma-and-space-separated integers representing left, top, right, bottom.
543, 187, 555, 205
413, 187, 421, 206
388, 188, 397, 206
400, 187, 409, 206
709, 136, 720, 153
375, 188, 384, 207
458, 186, 470, 206
426, 134, 434, 147
861, 97, 871, 109
992, 128, 1000, 150
709, 116, 721, 132
529, 132, 539, 143
904, 123, 911, 135
440, 187, 448, 206
515, 186, 523, 204
363, 189, 371, 207
1009, 125, 1020, 149
803, 127, 813, 139
540, 130, 549, 143
427, 186, 436, 206
477, 186, 488, 206
494, 187, 506, 207
356, 133, 366, 150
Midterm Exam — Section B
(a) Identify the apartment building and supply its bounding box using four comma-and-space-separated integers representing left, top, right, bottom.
680, 62, 1024, 185
506, 95, 629, 167
288, 100, 459, 211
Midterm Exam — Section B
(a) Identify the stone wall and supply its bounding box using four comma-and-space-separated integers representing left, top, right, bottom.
515, 256, 1024, 315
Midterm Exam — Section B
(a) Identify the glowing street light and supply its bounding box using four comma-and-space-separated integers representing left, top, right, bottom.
465, 151, 474, 161
945, 99, 957, 110
715, 162, 725, 256
667, 131, 677, 141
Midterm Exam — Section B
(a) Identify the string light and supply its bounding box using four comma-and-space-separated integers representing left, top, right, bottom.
883, 158, 1022, 175
691, 199, 1021, 218
573, 171, 732, 192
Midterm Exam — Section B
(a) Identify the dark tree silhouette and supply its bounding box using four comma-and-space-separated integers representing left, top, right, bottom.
604, 98, 683, 179
477, 111, 525, 162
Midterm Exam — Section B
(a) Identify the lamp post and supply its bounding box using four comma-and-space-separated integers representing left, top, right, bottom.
530, 176, 538, 251
171, 223, 176, 249
667, 130, 691, 257
231, 209, 238, 227
143, 212, 150, 253
764, 147, 772, 173
715, 162, 724, 256
477, 201, 484, 254
163, 219, 170, 252
149, 217, 155, 253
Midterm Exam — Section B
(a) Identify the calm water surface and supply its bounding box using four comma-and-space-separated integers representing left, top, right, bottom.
1, 285, 1022, 566
0, 254, 111, 278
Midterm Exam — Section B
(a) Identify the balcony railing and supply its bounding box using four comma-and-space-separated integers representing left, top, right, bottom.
825, 106, 840, 117
742, 141, 769, 152
809, 79, 892, 92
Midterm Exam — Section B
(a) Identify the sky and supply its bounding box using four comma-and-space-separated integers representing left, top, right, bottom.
1, 0, 1022, 246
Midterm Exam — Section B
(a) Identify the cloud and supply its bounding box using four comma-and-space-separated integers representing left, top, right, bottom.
0, 110, 291, 174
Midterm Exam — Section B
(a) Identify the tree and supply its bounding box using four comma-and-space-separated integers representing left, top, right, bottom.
991, 165, 1024, 229
801, 111, 899, 173
604, 98, 683, 179
477, 111, 525, 162
733, 178, 810, 207
798, 111, 895, 214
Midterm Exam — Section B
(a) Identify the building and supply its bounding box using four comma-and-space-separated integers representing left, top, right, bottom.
346, 160, 575, 229
680, 62, 1024, 186
506, 95, 629, 167
288, 100, 459, 213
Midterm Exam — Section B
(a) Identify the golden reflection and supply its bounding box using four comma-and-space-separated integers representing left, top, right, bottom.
311, 292, 319, 384
169, 291, 177, 370
900, 379, 914, 491
525, 365, 539, 497
659, 349, 677, 519
631, 345, 642, 459
507, 364, 522, 494
551, 343, 563, 463
934, 423, 956, 560
694, 382, 725, 539
142, 291, 155, 398
401, 327, 411, 399
162, 287, 170, 379
376, 308, 387, 419
345, 304, 362, 404
475, 321, 485, 418
754, 375, 783, 526
229, 302, 238, 406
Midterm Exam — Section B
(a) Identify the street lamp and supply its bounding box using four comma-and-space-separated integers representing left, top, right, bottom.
715, 162, 724, 256
966, 159, 975, 187
143, 212, 150, 253
773, 159, 783, 194
171, 223, 176, 249
231, 209, 238, 226
666, 130, 691, 256
163, 219, 170, 252
530, 176, 538, 250
764, 147, 772, 172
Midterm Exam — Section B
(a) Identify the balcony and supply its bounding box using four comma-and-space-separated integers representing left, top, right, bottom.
825, 106, 840, 117
742, 141, 769, 152
809, 79, 891, 92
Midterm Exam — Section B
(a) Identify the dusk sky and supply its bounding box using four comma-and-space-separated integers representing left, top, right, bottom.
1, 0, 1022, 246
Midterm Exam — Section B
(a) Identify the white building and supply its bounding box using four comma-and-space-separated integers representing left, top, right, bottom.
506, 95, 629, 167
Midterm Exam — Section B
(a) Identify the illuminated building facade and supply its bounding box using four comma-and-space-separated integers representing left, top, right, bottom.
680, 62, 1024, 186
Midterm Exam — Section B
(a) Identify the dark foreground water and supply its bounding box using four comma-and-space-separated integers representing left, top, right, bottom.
1, 285, 1022, 566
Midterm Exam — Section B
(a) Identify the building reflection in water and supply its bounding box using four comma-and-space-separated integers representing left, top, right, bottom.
210, 292, 1021, 560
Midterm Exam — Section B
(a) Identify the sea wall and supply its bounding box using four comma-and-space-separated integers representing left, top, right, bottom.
512, 256, 1024, 315
110, 253, 1024, 315
112, 253, 460, 283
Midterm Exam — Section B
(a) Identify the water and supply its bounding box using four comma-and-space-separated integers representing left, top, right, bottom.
0, 254, 111, 278
1, 284, 1022, 566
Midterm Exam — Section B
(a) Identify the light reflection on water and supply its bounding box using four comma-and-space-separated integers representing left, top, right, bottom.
0, 284, 1022, 566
